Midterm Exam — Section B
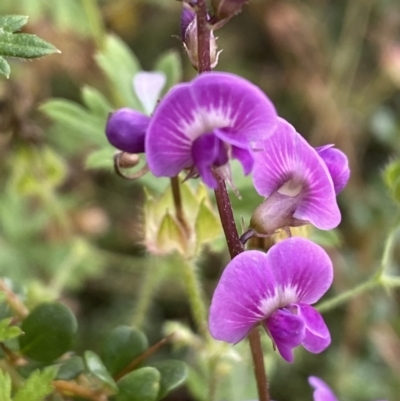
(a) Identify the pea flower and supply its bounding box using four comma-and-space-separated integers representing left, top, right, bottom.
146, 72, 278, 188
105, 71, 166, 153
249, 118, 349, 236
308, 376, 387, 401
209, 237, 332, 362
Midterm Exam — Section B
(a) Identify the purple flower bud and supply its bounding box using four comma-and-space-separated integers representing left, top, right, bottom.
181, 6, 196, 39
105, 108, 150, 154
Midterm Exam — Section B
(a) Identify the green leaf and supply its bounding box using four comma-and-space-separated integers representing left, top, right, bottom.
149, 360, 187, 400
116, 367, 160, 401
157, 212, 187, 255
14, 366, 57, 401
40, 99, 108, 146
56, 356, 85, 380
384, 160, 400, 203
0, 317, 23, 341
19, 302, 77, 362
84, 350, 118, 393
0, 32, 59, 58
0, 15, 28, 32
95, 34, 142, 110
85, 146, 115, 170
102, 326, 148, 377
0, 370, 12, 401
195, 199, 222, 252
0, 56, 10, 78
155, 50, 182, 94
82, 86, 113, 118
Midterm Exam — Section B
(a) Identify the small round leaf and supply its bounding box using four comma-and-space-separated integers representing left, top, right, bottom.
84, 351, 117, 392
116, 367, 160, 401
149, 360, 187, 399
102, 326, 148, 376
56, 356, 85, 380
19, 302, 77, 362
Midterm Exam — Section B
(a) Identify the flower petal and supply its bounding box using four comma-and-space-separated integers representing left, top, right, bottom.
232, 146, 254, 175
308, 376, 339, 401
192, 133, 228, 188
316, 146, 350, 194
252, 119, 341, 230
147, 72, 277, 179
265, 309, 305, 362
106, 108, 150, 153
209, 251, 277, 344
295, 303, 331, 353
265, 237, 333, 304
133, 71, 166, 115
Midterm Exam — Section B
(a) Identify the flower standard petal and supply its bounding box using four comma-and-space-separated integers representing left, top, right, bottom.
316, 146, 350, 194
146, 72, 277, 184
308, 377, 339, 401
252, 119, 341, 230
209, 251, 277, 344
265, 308, 305, 362
265, 237, 333, 305
294, 303, 330, 353
133, 71, 166, 115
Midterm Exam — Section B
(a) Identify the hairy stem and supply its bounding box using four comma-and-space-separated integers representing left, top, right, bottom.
0, 279, 29, 319
195, 2, 269, 400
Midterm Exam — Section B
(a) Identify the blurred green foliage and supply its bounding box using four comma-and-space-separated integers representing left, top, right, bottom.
0, 0, 399, 400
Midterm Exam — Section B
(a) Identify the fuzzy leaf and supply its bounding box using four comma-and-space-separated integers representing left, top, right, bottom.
0, 56, 10, 78
0, 317, 23, 341
19, 302, 77, 362
155, 50, 182, 94
195, 199, 222, 251
85, 146, 115, 170
40, 99, 108, 146
82, 86, 113, 118
116, 367, 160, 401
0, 15, 28, 33
149, 360, 187, 400
102, 326, 148, 377
14, 367, 57, 401
0, 370, 12, 401
95, 34, 142, 110
84, 350, 118, 393
0, 32, 59, 58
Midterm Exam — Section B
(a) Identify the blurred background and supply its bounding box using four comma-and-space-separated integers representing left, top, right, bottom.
0, 0, 400, 400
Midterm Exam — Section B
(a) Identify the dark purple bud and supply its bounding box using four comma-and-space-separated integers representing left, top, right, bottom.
211, 0, 249, 29
105, 108, 150, 154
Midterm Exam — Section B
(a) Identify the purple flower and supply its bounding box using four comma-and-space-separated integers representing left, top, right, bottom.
146, 72, 278, 188
209, 237, 332, 362
250, 119, 349, 235
308, 376, 387, 401
105, 72, 166, 154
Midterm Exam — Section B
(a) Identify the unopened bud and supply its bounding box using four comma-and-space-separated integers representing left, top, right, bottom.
211, 0, 249, 29
181, 6, 221, 70
250, 191, 305, 236
117, 152, 140, 168
105, 108, 150, 153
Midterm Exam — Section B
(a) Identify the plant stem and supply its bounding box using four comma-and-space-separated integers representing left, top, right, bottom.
170, 176, 189, 234
53, 380, 106, 401
0, 279, 29, 319
132, 257, 165, 329
181, 259, 210, 340
194, 2, 269, 399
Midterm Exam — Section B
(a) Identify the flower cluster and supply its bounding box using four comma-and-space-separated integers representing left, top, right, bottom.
105, 68, 350, 362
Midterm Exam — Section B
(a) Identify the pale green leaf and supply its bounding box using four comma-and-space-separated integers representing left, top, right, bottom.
0, 32, 59, 58
0, 56, 10, 78
82, 86, 113, 118
155, 50, 182, 94
0, 370, 12, 401
0, 15, 28, 33
84, 350, 118, 393
14, 367, 57, 401
85, 147, 115, 170
0, 317, 23, 341
40, 99, 108, 146
95, 34, 142, 110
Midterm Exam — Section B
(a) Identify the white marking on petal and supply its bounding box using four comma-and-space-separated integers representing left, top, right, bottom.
259, 286, 298, 318
133, 71, 166, 115
179, 107, 232, 141
278, 179, 303, 196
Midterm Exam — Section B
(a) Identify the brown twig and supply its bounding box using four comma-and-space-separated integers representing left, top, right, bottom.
53, 380, 107, 401
0, 279, 29, 319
